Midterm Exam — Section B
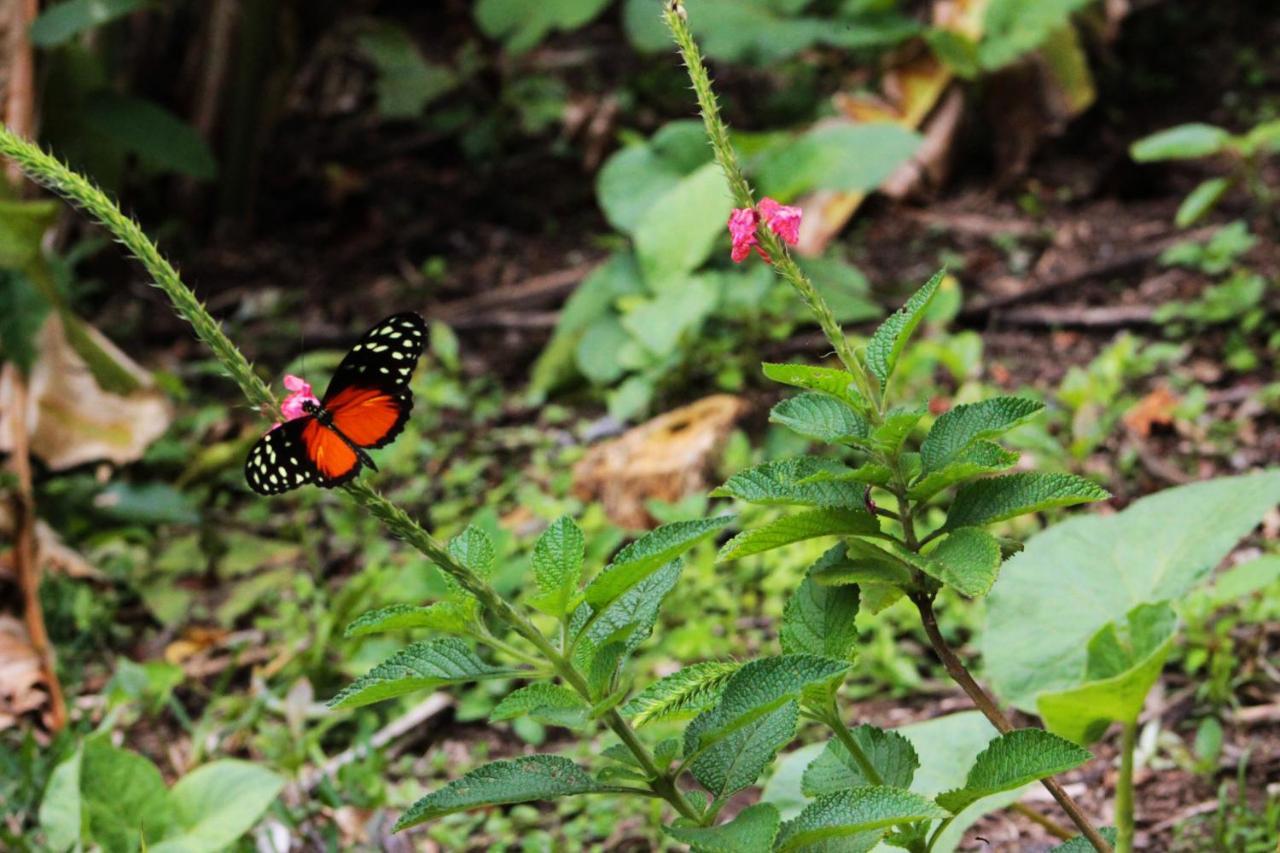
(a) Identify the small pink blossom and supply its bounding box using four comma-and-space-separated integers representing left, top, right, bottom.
758, 197, 802, 245
272, 374, 319, 429
727, 207, 770, 264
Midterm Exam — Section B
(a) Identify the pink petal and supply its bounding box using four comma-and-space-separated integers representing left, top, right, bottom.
759, 197, 802, 246
283, 374, 309, 393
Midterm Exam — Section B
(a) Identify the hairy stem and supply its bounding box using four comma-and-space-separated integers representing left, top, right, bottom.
824, 701, 884, 786
912, 593, 1112, 853
1114, 722, 1137, 853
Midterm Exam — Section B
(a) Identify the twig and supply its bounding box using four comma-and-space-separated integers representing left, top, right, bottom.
3, 0, 36, 187
997, 304, 1157, 328
299, 693, 452, 791
433, 263, 597, 321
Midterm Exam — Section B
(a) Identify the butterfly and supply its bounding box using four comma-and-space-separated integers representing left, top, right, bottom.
244, 312, 427, 494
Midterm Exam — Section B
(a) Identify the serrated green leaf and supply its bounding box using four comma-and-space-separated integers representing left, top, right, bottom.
622, 661, 742, 727
926, 527, 1002, 597
663, 803, 781, 853
810, 536, 916, 590
328, 639, 520, 709
529, 516, 585, 617
865, 270, 945, 386
713, 457, 869, 509
761, 362, 866, 409
857, 584, 905, 614
394, 755, 604, 829
571, 560, 682, 674
869, 406, 927, 454
781, 547, 860, 660
1130, 122, 1231, 162
775, 786, 948, 851
584, 517, 731, 608
717, 509, 878, 562
801, 725, 920, 795
1036, 602, 1178, 744
798, 461, 896, 488
908, 441, 1020, 502
935, 730, 1090, 813
685, 656, 849, 753
689, 701, 800, 800
770, 393, 871, 446
343, 601, 477, 638
490, 683, 589, 728
919, 397, 1043, 475
1051, 828, 1119, 851
448, 525, 495, 577
945, 473, 1109, 530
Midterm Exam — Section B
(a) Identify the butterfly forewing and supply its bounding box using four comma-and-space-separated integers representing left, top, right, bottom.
245, 418, 319, 495
324, 312, 427, 399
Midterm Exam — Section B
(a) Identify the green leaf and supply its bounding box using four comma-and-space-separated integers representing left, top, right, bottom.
810, 540, 913, 589
0, 271, 52, 376
979, 0, 1094, 69
908, 441, 1020, 502
761, 362, 866, 409
30, 0, 150, 46
781, 548, 860, 660
0, 198, 59, 268
448, 525, 496, 577
802, 725, 920, 795
1051, 828, 1119, 851
1036, 602, 1178, 744
663, 803, 781, 853
685, 656, 849, 752
490, 683, 590, 728
865, 270, 945, 387
1174, 176, 1233, 228
799, 461, 896, 488
356, 22, 456, 118
689, 702, 800, 800
926, 527, 1003, 597
584, 516, 731, 608
756, 124, 922, 200
37, 745, 81, 851
344, 601, 477, 638
528, 516, 586, 617
919, 397, 1042, 475
77, 737, 171, 852
775, 786, 948, 851
935, 729, 1091, 813
983, 472, 1280, 710
1130, 123, 1232, 162
572, 560, 683, 670
153, 761, 285, 853
474, 0, 611, 52
770, 393, 871, 445
622, 661, 742, 728
597, 121, 711, 234
620, 274, 720, 354
869, 406, 927, 455
713, 457, 869, 509
944, 472, 1109, 530
82, 93, 217, 179
717, 508, 878, 562
634, 161, 735, 291
328, 638, 520, 709
395, 755, 604, 829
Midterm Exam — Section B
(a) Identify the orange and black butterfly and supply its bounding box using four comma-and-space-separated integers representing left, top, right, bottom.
244, 312, 427, 494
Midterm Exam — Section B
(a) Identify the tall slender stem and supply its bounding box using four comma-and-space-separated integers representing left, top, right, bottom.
1114, 722, 1137, 853
824, 702, 884, 786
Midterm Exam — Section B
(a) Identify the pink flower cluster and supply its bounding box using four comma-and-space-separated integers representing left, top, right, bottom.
270, 374, 319, 430
727, 197, 802, 264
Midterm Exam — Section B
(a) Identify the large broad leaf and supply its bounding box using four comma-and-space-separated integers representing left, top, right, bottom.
1130, 123, 1231, 162
689, 701, 800, 801
717, 508, 878, 562
490, 683, 590, 728
75, 737, 171, 852
395, 755, 604, 829
774, 786, 948, 852
584, 516, 731, 608
663, 803, 780, 853
983, 471, 1280, 710
802, 725, 920, 795
781, 548, 860, 660
634, 161, 735, 291
770, 393, 871, 446
622, 661, 742, 728
756, 124, 922, 200
935, 730, 1090, 813
328, 638, 521, 709
918, 397, 1042, 475
978, 0, 1094, 70
528, 515, 586, 617
865, 271, 944, 387
943, 472, 1108, 530
151, 761, 285, 853
82, 93, 217, 179
597, 121, 711, 234
29, 0, 150, 46
1036, 602, 1178, 744
474, 0, 611, 52
908, 442, 1019, 503
713, 457, 869, 509
620, 274, 720, 355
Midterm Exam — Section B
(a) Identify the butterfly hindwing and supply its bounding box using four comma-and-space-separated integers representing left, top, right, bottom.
245, 417, 320, 495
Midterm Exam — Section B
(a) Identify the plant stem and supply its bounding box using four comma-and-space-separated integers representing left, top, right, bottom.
824, 701, 884, 786
661, 1, 877, 412
1114, 721, 1137, 853
912, 593, 1112, 853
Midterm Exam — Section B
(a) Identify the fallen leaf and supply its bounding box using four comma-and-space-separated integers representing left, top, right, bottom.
0, 314, 172, 470
572, 395, 748, 529
0, 505, 105, 582
164, 626, 230, 665
1123, 386, 1181, 438
0, 615, 47, 731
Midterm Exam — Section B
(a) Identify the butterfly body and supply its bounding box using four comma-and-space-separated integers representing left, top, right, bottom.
245, 312, 427, 494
